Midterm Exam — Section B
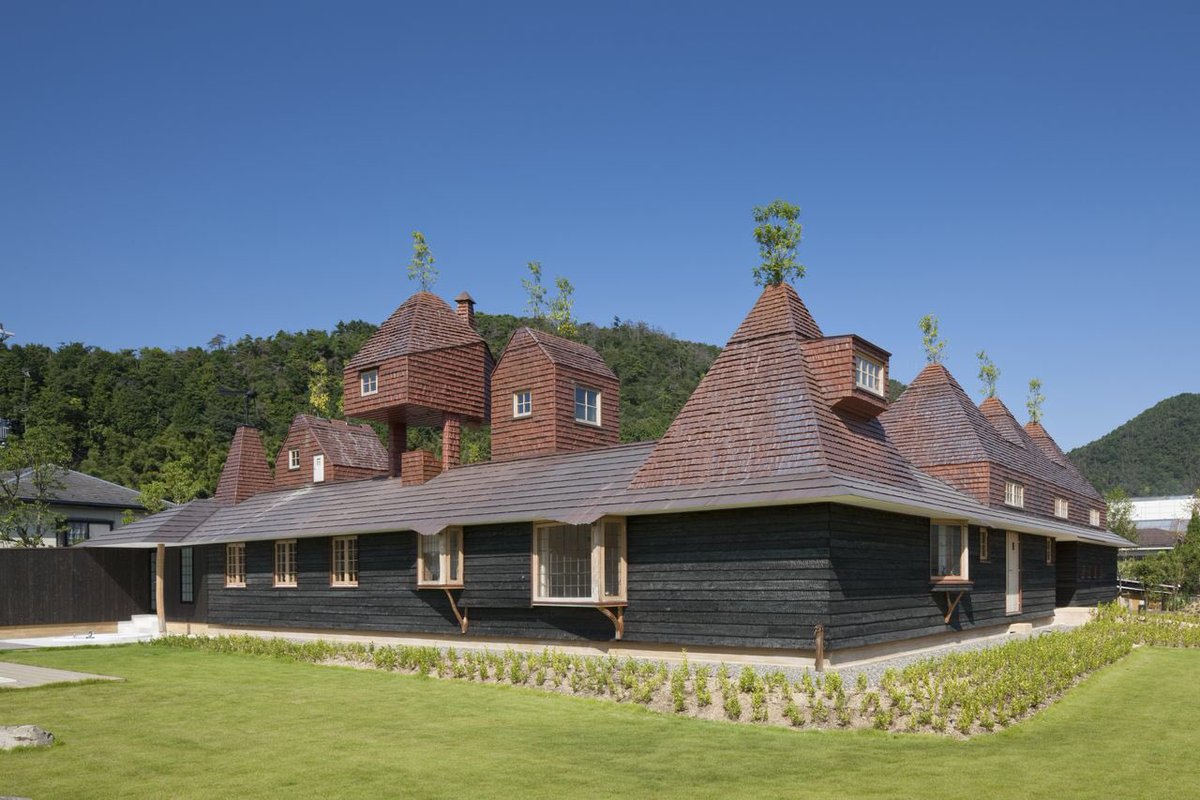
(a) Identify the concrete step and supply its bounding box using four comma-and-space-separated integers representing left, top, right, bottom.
117, 615, 159, 635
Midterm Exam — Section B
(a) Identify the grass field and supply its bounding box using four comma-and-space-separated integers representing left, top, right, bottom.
1, 644, 1197, 799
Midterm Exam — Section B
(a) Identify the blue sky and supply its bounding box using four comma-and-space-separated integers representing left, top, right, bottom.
2, 1, 1197, 450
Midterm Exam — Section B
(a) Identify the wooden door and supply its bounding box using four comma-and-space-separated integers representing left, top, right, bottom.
1006, 532, 1022, 614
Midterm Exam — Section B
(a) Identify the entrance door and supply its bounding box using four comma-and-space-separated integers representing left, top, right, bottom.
1005, 532, 1022, 615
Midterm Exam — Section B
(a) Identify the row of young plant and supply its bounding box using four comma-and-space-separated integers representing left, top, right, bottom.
154, 604, 1198, 736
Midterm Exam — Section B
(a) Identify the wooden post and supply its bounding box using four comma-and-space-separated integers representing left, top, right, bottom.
155, 543, 166, 635
814, 624, 825, 672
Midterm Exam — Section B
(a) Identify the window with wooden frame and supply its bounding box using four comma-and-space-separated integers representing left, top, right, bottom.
979, 528, 990, 562
225, 542, 246, 588
180, 547, 194, 603
574, 386, 601, 426
288, 449, 300, 470
512, 390, 532, 419
417, 527, 463, 588
1004, 481, 1025, 508
853, 354, 884, 396
360, 369, 378, 396
1090, 508, 1101, 527
331, 536, 358, 586
274, 539, 298, 587
532, 518, 626, 604
930, 521, 969, 582
1045, 538, 1056, 565
1054, 497, 1069, 519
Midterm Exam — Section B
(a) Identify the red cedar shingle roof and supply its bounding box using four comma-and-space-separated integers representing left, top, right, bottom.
214, 426, 274, 505
511, 327, 617, 379
630, 283, 919, 490
291, 414, 389, 471
1024, 420, 1070, 467
347, 291, 484, 369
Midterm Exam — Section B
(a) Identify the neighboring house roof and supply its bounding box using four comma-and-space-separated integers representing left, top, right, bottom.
214, 426, 274, 505
1127, 527, 1183, 550
347, 291, 484, 369
1, 468, 145, 510
289, 415, 389, 471
98, 282, 1132, 552
512, 327, 617, 380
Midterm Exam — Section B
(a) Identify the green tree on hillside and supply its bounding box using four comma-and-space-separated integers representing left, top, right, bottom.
0, 427, 69, 546
1106, 488, 1137, 543
751, 200, 805, 286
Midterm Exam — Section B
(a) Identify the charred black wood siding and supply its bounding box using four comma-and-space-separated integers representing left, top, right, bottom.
1056, 542, 1118, 607
825, 507, 1056, 649
162, 547, 208, 623
0, 548, 149, 627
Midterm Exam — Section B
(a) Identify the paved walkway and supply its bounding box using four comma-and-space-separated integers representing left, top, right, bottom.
0, 662, 122, 689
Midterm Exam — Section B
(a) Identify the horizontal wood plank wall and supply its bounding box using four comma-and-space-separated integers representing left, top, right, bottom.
623, 506, 831, 649
0, 548, 150, 627
825, 506, 1057, 649
1056, 542, 1118, 607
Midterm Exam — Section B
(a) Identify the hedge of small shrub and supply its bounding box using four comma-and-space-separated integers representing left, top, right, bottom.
153, 604, 1200, 737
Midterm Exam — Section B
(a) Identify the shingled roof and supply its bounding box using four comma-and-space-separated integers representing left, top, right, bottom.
630, 282, 919, 491
289, 414, 389, 471
1, 468, 144, 509
214, 426, 273, 505
347, 291, 484, 369
512, 327, 617, 379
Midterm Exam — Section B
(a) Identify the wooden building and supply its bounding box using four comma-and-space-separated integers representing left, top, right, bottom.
81, 282, 1131, 661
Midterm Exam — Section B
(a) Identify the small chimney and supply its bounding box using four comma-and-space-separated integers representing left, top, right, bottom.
442, 414, 462, 470
215, 426, 274, 505
455, 291, 476, 330
401, 449, 442, 486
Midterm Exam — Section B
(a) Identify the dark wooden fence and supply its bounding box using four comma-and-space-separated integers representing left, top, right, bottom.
0, 547, 150, 628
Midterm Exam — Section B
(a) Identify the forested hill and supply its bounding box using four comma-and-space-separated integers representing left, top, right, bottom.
0, 313, 720, 498
1068, 393, 1200, 496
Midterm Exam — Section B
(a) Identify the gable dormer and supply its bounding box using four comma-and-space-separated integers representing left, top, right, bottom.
274, 414, 389, 489
490, 327, 620, 461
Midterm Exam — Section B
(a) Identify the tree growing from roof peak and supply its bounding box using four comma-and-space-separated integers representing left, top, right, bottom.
751, 200, 806, 287
918, 315, 946, 364
407, 231, 438, 292
1027, 378, 1045, 423
521, 261, 578, 339
976, 351, 1000, 398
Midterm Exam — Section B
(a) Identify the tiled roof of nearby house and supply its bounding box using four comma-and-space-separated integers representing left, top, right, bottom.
629, 283, 918, 491
1129, 527, 1183, 550
880, 365, 1103, 503
515, 327, 617, 379
347, 291, 484, 369
213, 426, 274, 505
291, 415, 389, 471
1, 468, 145, 509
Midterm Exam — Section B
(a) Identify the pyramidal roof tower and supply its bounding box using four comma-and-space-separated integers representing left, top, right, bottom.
214, 425, 274, 505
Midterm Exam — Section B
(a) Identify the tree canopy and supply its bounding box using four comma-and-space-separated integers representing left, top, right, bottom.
751, 200, 806, 286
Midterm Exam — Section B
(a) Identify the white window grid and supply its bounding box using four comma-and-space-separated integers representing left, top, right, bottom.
854, 355, 884, 396
574, 387, 600, 425
513, 391, 532, 418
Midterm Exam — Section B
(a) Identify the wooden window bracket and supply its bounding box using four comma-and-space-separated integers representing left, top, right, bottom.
443, 589, 468, 634
942, 591, 966, 624
597, 606, 624, 640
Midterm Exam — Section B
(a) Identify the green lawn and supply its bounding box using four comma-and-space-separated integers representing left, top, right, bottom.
1, 644, 1196, 799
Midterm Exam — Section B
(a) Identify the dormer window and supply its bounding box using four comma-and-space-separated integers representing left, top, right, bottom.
1054, 497, 1069, 519
854, 355, 884, 396
1004, 481, 1025, 508
360, 369, 378, 396
1090, 508, 1101, 527
513, 390, 532, 418
288, 449, 300, 470
574, 386, 601, 426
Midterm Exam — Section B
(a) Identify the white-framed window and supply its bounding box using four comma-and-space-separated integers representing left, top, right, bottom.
417, 527, 463, 588
853, 355, 884, 396
1046, 538, 1056, 565
574, 386, 601, 426
513, 390, 533, 418
331, 536, 358, 587
180, 547, 194, 603
225, 542, 246, 588
1004, 481, 1025, 508
360, 369, 379, 396
930, 521, 969, 582
313, 454, 325, 483
288, 449, 300, 470
1054, 497, 1069, 519
1090, 508, 1101, 527
532, 518, 626, 604
979, 528, 990, 562
274, 540, 297, 587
